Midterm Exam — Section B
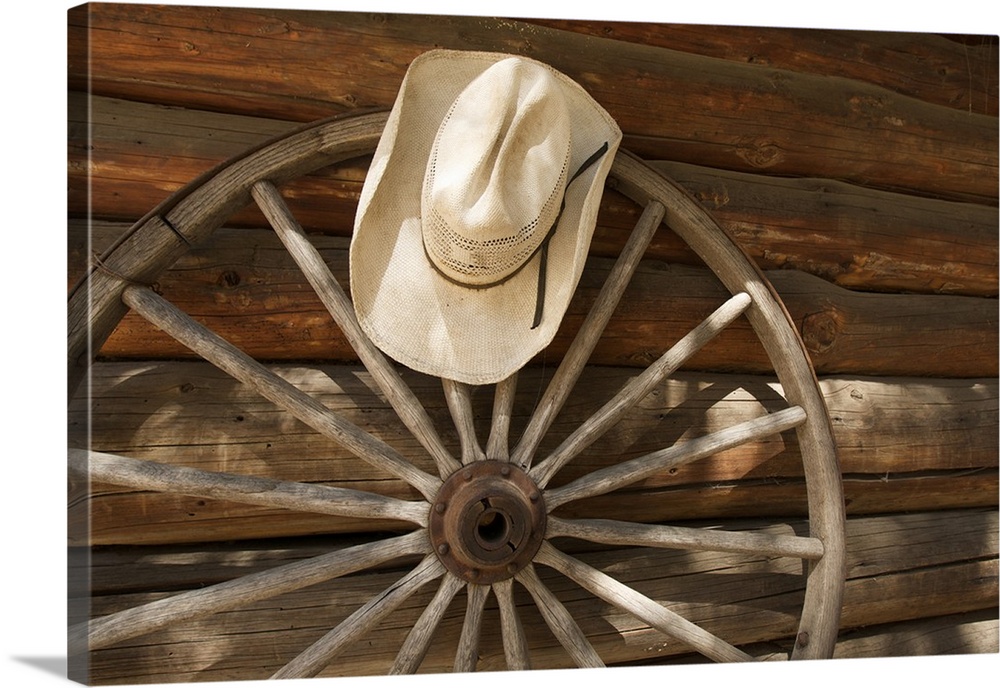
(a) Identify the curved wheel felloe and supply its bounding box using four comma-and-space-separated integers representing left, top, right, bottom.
68, 110, 846, 679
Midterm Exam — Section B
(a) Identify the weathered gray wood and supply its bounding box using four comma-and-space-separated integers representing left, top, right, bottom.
840, 559, 998, 633
535, 541, 752, 662
612, 150, 846, 660
121, 285, 442, 500
562, 471, 998, 527
71, 361, 997, 544
494, 578, 531, 670
87, 510, 995, 599
531, 291, 752, 488
546, 516, 825, 560
831, 612, 999, 659
67, 11, 997, 673
454, 584, 489, 672
511, 200, 665, 471
516, 564, 605, 669
487, 373, 518, 461
664, 611, 1000, 662
73, 529, 429, 653
390, 573, 465, 674
67, 216, 189, 399
271, 554, 445, 679
443, 379, 485, 465
252, 178, 462, 479
80, 509, 997, 681
545, 406, 806, 511
71, 448, 427, 526
68, 111, 389, 400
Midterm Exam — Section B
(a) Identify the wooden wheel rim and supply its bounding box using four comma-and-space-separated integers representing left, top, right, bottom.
68, 110, 846, 675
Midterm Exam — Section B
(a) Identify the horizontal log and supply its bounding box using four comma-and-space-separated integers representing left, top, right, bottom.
70, 223, 998, 378
527, 21, 998, 116
79, 508, 1000, 598
830, 611, 998, 658
79, 509, 998, 682
70, 360, 997, 544
73, 447, 427, 527
70, 96, 999, 297
652, 611, 999, 662
565, 471, 998, 525
66, 7, 999, 677
67, 93, 303, 226
648, 161, 999, 297
68, 5, 997, 202
72, 466, 998, 547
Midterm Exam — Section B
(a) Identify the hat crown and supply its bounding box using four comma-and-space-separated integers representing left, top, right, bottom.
351, 49, 622, 385
422, 57, 572, 285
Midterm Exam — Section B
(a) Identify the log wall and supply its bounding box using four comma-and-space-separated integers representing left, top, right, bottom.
67, 4, 998, 683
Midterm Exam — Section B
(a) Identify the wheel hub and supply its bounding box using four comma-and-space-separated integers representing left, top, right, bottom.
429, 461, 546, 584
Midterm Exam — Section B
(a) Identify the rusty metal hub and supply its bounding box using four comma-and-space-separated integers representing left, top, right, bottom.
428, 461, 546, 584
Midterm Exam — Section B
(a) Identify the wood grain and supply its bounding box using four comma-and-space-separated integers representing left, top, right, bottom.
70, 361, 997, 545
71, 96, 999, 297
67, 4, 998, 673
525, 20, 998, 116
70, 223, 999, 378
68, 6, 997, 202
79, 509, 997, 681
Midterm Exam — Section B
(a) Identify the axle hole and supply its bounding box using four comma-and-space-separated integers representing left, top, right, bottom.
476, 509, 510, 548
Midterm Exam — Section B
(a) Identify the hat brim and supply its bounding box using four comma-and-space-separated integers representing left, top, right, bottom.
350, 50, 622, 385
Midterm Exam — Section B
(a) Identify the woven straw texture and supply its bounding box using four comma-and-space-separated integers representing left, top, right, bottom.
350, 50, 622, 384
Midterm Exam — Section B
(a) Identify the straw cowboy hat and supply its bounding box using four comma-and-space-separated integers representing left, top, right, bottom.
350, 49, 622, 385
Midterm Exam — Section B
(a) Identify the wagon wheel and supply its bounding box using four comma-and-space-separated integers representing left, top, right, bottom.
67, 110, 845, 678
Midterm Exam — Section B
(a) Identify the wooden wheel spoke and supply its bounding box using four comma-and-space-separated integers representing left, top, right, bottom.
252, 180, 461, 479
547, 516, 824, 560
73, 530, 430, 652
74, 103, 850, 678
443, 379, 486, 464
510, 200, 665, 471
531, 291, 752, 488
121, 285, 442, 500
486, 373, 518, 461
493, 578, 531, 670
271, 554, 445, 680
390, 572, 465, 674
545, 405, 807, 510
613, 153, 846, 658
453, 584, 490, 672
516, 564, 605, 669
72, 448, 428, 526
535, 542, 752, 662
